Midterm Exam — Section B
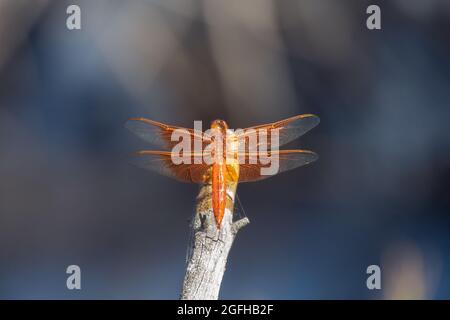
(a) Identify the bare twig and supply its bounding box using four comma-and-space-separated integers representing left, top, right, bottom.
180, 183, 249, 300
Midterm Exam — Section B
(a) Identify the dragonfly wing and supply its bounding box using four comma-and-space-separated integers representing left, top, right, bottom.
237, 149, 318, 182
125, 118, 211, 150
130, 150, 211, 183
236, 114, 319, 150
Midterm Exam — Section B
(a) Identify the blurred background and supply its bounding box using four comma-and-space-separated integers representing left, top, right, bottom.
1, 0, 449, 299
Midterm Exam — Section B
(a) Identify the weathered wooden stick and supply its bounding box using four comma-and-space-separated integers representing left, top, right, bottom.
181, 182, 249, 300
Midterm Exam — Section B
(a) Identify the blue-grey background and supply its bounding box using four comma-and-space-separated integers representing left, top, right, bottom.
1, 0, 449, 299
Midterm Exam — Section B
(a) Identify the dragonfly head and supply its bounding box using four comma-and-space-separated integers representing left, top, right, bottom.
210, 119, 228, 131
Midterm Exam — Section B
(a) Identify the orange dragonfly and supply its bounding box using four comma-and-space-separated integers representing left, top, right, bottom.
125, 114, 319, 228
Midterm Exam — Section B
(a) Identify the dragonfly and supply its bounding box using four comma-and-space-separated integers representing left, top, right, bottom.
125, 114, 319, 228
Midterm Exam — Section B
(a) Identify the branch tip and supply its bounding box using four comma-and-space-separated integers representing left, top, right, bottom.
232, 217, 250, 234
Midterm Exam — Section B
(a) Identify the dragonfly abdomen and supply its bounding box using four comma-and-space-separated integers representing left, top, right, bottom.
212, 162, 227, 228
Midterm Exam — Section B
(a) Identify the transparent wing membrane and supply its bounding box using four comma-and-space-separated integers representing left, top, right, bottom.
236, 114, 320, 151
125, 118, 211, 150
130, 151, 210, 183
237, 149, 318, 182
